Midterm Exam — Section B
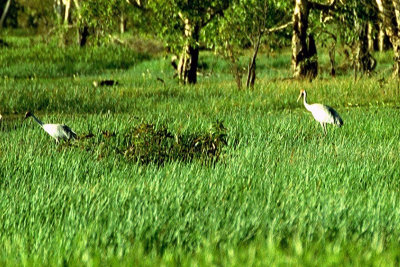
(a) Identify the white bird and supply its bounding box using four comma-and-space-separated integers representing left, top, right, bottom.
24, 111, 77, 143
297, 89, 343, 135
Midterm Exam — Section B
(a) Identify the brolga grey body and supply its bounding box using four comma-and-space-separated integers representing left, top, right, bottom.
25, 111, 77, 143
297, 90, 343, 135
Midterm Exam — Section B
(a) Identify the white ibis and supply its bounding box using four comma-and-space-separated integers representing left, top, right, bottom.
24, 111, 77, 143
297, 89, 343, 135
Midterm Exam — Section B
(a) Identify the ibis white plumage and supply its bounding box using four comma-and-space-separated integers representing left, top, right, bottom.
297, 89, 343, 135
24, 111, 77, 143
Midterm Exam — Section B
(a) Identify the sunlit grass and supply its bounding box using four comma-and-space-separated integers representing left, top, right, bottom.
1, 36, 400, 266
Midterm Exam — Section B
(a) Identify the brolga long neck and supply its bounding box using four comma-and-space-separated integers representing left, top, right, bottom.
31, 114, 44, 126
302, 92, 312, 111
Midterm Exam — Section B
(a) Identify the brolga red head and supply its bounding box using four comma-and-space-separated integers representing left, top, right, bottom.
297, 89, 306, 102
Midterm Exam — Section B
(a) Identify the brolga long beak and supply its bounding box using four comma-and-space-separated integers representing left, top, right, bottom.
297, 93, 302, 102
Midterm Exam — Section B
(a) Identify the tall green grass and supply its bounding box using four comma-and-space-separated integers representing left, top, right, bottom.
1, 36, 400, 266
0, 36, 151, 78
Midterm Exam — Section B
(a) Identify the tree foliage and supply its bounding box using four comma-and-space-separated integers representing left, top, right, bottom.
204, 0, 292, 87
78, 0, 123, 43
2, 0, 400, 80
130, 0, 230, 54
207, 0, 292, 52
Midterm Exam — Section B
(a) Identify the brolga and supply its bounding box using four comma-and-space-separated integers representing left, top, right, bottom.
24, 111, 77, 143
297, 89, 343, 135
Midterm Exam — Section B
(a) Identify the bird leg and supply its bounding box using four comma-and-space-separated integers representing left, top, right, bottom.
320, 122, 327, 135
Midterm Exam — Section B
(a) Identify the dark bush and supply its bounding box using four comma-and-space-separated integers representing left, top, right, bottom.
74, 121, 227, 166
123, 121, 227, 165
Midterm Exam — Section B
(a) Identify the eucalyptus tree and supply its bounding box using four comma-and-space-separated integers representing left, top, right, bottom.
207, 0, 292, 89
129, 0, 230, 85
53, 0, 136, 46
12, 0, 57, 29
376, 0, 400, 78
291, 0, 336, 79
78, 0, 124, 45
318, 0, 378, 78
342, 0, 377, 77
0, 0, 11, 28
243, 0, 292, 88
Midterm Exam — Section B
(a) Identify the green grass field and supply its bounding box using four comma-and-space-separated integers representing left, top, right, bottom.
1, 35, 400, 266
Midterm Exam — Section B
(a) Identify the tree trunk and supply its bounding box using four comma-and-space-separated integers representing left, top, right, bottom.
63, 0, 71, 25
120, 14, 126, 34
79, 25, 89, 47
246, 32, 262, 88
177, 19, 200, 84
378, 22, 391, 51
0, 0, 12, 28
395, 42, 400, 77
292, 0, 336, 79
246, 58, 256, 89
292, 0, 309, 78
376, 0, 400, 77
354, 22, 376, 76
177, 44, 199, 84
72, 0, 84, 46
391, 0, 400, 77
174, 4, 229, 85
73, 0, 90, 47
225, 42, 242, 90
377, 1, 391, 52
54, 0, 63, 24
367, 22, 375, 51
307, 34, 318, 78
328, 43, 336, 77
291, 0, 318, 79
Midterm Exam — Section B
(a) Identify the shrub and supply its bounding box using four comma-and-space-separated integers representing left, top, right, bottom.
73, 121, 228, 166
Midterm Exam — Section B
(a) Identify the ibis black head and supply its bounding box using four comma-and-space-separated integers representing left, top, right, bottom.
24, 111, 33, 119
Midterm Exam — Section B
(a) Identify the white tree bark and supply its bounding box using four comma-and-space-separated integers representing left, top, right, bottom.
367, 22, 374, 51
292, 0, 311, 78
120, 14, 125, 34
378, 22, 386, 51
63, 0, 71, 25
376, 0, 400, 77
177, 16, 200, 84
291, 0, 335, 79
0, 0, 12, 28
